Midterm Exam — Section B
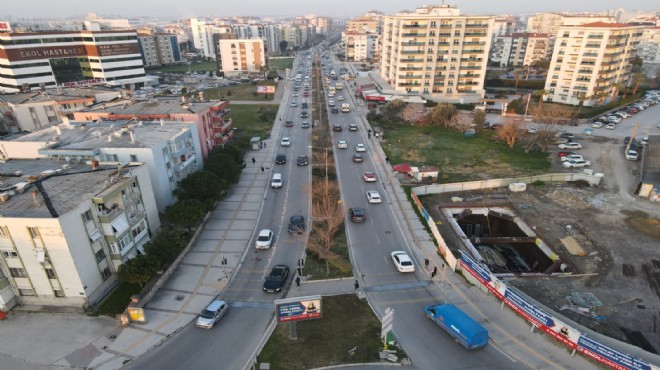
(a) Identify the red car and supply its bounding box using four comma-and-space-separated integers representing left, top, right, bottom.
303, 92, 310, 97
363, 172, 377, 182
558, 151, 577, 157
284, 120, 294, 127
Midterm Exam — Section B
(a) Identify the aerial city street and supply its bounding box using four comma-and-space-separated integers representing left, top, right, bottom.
0, 1, 659, 370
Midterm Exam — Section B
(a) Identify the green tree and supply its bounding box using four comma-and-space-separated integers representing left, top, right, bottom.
631, 73, 645, 95
174, 170, 226, 204
143, 229, 187, 266
425, 103, 458, 127
165, 199, 207, 230
380, 99, 405, 123
117, 255, 159, 288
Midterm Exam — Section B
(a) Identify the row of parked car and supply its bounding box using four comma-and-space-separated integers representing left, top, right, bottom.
592, 92, 660, 130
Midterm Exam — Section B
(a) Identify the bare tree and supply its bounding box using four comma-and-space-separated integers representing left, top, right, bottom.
307, 180, 347, 273
495, 119, 524, 148
425, 103, 458, 127
529, 104, 574, 126
522, 124, 558, 152
401, 103, 427, 124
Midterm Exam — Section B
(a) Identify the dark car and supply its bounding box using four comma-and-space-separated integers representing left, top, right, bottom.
352, 154, 364, 163
350, 208, 366, 223
333, 124, 343, 132
284, 120, 294, 127
300, 111, 309, 118
288, 215, 306, 234
275, 154, 286, 164
302, 102, 309, 108
558, 132, 575, 140
331, 107, 339, 114
262, 264, 290, 293
296, 155, 309, 166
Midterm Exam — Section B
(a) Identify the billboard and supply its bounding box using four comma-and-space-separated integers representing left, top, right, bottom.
256, 85, 275, 94
275, 295, 322, 323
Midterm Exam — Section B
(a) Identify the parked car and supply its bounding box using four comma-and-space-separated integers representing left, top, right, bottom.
255, 229, 274, 249
562, 159, 591, 168
196, 299, 229, 329
366, 190, 382, 204
262, 265, 290, 293
363, 172, 377, 182
352, 154, 364, 163
557, 132, 574, 140
280, 137, 291, 147
606, 116, 622, 124
296, 155, 309, 166
355, 144, 366, 152
591, 122, 604, 128
605, 123, 616, 130
560, 154, 584, 162
558, 143, 582, 149
554, 137, 570, 144
391, 251, 415, 273
337, 140, 348, 149
275, 154, 286, 164
349, 208, 366, 223
527, 126, 540, 134
288, 215, 306, 234
558, 151, 578, 157
625, 150, 639, 161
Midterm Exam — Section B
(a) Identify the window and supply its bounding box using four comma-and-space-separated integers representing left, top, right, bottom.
106, 154, 118, 161
45, 268, 57, 279
130, 154, 137, 162
2, 251, 18, 258
82, 209, 93, 222
10, 267, 26, 277
28, 227, 40, 238
54, 290, 65, 297
101, 268, 112, 280
95, 249, 106, 263
0, 226, 8, 237
19, 288, 36, 296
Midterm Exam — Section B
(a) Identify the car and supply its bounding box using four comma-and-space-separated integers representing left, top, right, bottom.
558, 151, 578, 157
606, 116, 622, 124
303, 91, 309, 97
366, 190, 382, 204
352, 154, 364, 163
554, 137, 570, 144
292, 92, 299, 97
337, 140, 348, 149
331, 107, 339, 114
490, 123, 504, 130
337, 95, 345, 101
280, 137, 291, 147
527, 126, 540, 134
613, 111, 629, 119
302, 102, 309, 109
625, 150, 639, 161
297, 155, 309, 166
290, 101, 298, 107
275, 154, 286, 164
591, 122, 604, 128
285, 120, 294, 127
558, 142, 582, 149
355, 144, 366, 152
557, 132, 574, 140
301, 121, 310, 129
560, 154, 584, 162
255, 229, 274, 249
300, 111, 309, 118
605, 123, 616, 130
641, 136, 648, 146
562, 159, 591, 168
363, 172, 377, 182
196, 299, 229, 329
349, 207, 366, 223
391, 251, 415, 273
349, 123, 358, 131
333, 124, 343, 132
271, 173, 283, 189
328, 100, 335, 106
624, 136, 636, 145
263, 265, 290, 293
288, 215, 306, 234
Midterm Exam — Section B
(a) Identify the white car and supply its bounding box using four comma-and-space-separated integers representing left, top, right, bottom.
255, 229, 274, 249
281, 137, 291, 147
337, 95, 345, 101
562, 159, 591, 168
363, 172, 377, 182
527, 126, 540, 134
366, 190, 382, 204
560, 154, 584, 162
391, 251, 415, 273
337, 140, 348, 149
290, 101, 298, 107
605, 123, 616, 130
292, 92, 299, 97
625, 150, 638, 161
355, 144, 366, 152
196, 299, 228, 329
558, 143, 582, 150
591, 122, 604, 128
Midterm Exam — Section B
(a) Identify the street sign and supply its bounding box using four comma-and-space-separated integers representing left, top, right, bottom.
381, 307, 394, 338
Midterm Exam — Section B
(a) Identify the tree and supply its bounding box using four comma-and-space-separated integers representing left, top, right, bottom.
425, 103, 457, 127
401, 103, 427, 124
473, 110, 486, 132
143, 229, 187, 266
522, 124, 557, 152
174, 170, 226, 204
306, 180, 348, 274
380, 99, 405, 123
279, 40, 289, 54
117, 255, 159, 288
495, 119, 523, 148
165, 199, 207, 230
533, 89, 547, 111
631, 73, 645, 95
206, 151, 242, 185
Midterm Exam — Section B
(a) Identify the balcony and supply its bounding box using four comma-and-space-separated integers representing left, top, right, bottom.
577, 69, 593, 74
401, 33, 426, 37
438, 32, 452, 37
464, 32, 487, 37
402, 41, 425, 46
583, 52, 599, 57
462, 49, 484, 53
461, 66, 481, 70
458, 74, 480, 78
399, 82, 421, 87
128, 210, 145, 225
399, 74, 422, 79
587, 35, 604, 39
399, 58, 424, 63
401, 50, 425, 54
439, 24, 452, 28
465, 24, 489, 28
458, 81, 480, 86
460, 58, 483, 62
98, 206, 125, 224
463, 41, 486, 46
175, 153, 197, 172
402, 24, 427, 28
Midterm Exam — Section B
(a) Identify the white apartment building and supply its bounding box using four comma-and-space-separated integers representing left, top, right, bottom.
637, 26, 660, 64
379, 4, 494, 103
342, 32, 379, 62
493, 16, 518, 37
0, 160, 160, 310
214, 38, 266, 77
190, 18, 232, 59
0, 120, 203, 212
544, 22, 644, 106
490, 33, 551, 67
526, 13, 615, 37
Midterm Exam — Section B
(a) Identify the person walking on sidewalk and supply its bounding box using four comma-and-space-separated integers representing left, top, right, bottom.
252, 157, 256, 165
354, 280, 360, 291
431, 266, 437, 278
424, 258, 430, 270
261, 166, 264, 173
295, 276, 300, 288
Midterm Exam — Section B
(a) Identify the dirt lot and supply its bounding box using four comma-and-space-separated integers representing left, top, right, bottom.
421, 182, 660, 353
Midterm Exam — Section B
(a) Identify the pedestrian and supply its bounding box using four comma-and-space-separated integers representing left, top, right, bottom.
252, 157, 256, 165
295, 276, 300, 288
259, 142, 263, 149
260, 166, 264, 172
424, 258, 430, 270
368, 132, 371, 139
431, 266, 437, 278
385, 156, 390, 164
354, 279, 360, 291
264, 142, 267, 148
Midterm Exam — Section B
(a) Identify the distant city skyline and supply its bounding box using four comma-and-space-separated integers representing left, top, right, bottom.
1, 0, 658, 20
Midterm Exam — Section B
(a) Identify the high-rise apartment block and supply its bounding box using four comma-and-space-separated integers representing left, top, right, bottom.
213, 36, 267, 77
544, 22, 644, 106
491, 33, 552, 67
526, 13, 615, 37
137, 33, 183, 67
379, 4, 493, 103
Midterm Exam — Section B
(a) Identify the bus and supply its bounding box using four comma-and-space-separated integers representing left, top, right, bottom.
341, 103, 350, 113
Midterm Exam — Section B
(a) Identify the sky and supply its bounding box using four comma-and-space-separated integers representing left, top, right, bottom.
1, 0, 657, 19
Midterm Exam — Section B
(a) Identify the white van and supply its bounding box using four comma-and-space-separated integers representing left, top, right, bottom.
271, 173, 283, 189
341, 103, 350, 113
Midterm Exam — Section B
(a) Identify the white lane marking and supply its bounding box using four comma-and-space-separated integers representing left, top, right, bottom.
490, 342, 517, 363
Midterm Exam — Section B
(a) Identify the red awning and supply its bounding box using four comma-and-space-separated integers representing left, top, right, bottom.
392, 163, 412, 173
365, 95, 385, 101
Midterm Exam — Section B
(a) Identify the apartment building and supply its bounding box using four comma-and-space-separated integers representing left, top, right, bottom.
0, 120, 203, 212
544, 22, 644, 106
0, 29, 151, 93
343, 32, 379, 62
345, 16, 380, 34
0, 160, 159, 310
637, 26, 660, 64
213, 36, 266, 77
137, 33, 183, 67
190, 18, 232, 59
526, 13, 615, 37
379, 4, 494, 103
493, 16, 518, 37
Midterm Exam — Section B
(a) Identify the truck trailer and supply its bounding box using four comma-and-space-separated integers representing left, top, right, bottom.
424, 304, 488, 350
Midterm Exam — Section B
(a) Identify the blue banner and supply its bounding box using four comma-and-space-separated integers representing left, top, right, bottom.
504, 290, 555, 328
460, 252, 492, 283
577, 336, 651, 370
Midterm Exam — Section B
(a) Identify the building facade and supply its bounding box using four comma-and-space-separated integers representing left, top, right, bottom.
214, 37, 266, 77
379, 4, 494, 103
503, 33, 552, 67
543, 22, 644, 106
0, 30, 150, 93
137, 33, 183, 67
637, 26, 660, 64
342, 32, 379, 62
526, 13, 615, 37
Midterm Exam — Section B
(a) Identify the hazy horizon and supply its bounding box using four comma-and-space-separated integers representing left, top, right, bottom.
1, 0, 658, 20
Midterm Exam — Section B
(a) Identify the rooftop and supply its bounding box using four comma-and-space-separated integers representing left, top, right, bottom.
80, 100, 225, 115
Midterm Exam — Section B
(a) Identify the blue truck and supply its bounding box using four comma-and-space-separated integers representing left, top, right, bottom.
424, 304, 489, 350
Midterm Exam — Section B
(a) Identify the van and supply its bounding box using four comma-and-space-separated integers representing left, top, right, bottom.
271, 173, 283, 188
341, 103, 350, 113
